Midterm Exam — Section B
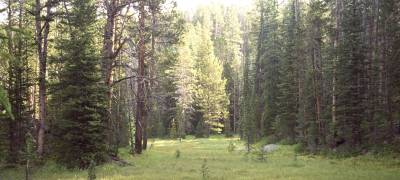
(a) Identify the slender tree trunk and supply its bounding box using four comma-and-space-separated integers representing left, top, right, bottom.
102, 0, 116, 153
233, 75, 237, 134
143, 0, 158, 150
311, 38, 320, 144
102, 0, 130, 154
135, 0, 146, 154
331, 0, 342, 146
293, 0, 307, 142
102, 0, 116, 87
241, 18, 250, 139
311, 10, 324, 144
126, 65, 136, 154
35, 0, 51, 159
253, 1, 265, 139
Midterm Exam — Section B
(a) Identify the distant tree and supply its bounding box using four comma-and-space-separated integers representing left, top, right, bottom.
256, 0, 282, 139
193, 24, 229, 135
240, 12, 255, 143
171, 24, 197, 138
334, 0, 366, 150
304, 0, 328, 151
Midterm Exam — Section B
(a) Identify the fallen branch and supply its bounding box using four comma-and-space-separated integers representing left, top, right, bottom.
110, 155, 134, 167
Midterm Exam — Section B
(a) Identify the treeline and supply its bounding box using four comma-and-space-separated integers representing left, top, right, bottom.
169, 6, 244, 138
0, 0, 241, 169
242, 0, 400, 154
0, 0, 188, 169
0, 0, 399, 171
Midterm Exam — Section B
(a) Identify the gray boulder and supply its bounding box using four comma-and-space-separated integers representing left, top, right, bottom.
262, 144, 278, 153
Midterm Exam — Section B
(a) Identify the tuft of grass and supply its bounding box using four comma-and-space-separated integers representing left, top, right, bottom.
88, 160, 96, 180
175, 150, 181, 159
1, 135, 400, 180
201, 158, 209, 179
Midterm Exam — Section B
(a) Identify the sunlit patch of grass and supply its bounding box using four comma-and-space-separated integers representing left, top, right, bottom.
1, 135, 400, 179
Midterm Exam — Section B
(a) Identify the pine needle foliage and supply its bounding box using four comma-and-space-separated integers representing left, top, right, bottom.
52, 0, 108, 169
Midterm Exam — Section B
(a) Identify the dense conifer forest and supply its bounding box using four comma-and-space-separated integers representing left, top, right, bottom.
0, 0, 399, 179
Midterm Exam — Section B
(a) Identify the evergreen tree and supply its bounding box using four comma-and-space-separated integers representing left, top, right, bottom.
171, 24, 197, 138
257, 0, 282, 138
304, 0, 329, 151
218, 7, 243, 136
377, 0, 400, 143
1, 0, 35, 164
240, 12, 256, 143
251, 0, 267, 140
334, 0, 366, 150
193, 5, 243, 136
52, 0, 108, 168
302, 0, 327, 151
193, 24, 229, 134
275, 0, 304, 143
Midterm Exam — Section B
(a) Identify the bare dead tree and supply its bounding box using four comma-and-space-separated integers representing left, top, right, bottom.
35, 0, 58, 159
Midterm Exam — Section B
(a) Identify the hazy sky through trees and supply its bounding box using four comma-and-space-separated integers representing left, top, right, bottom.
174, 0, 252, 11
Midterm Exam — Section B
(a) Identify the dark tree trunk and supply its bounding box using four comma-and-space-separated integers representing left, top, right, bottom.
102, 0, 130, 155
35, 0, 52, 159
135, 0, 146, 154
102, 0, 116, 153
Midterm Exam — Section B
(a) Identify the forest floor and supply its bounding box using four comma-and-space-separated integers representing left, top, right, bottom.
1, 135, 400, 180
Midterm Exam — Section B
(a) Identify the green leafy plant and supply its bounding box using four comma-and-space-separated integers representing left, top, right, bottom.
0, 86, 13, 119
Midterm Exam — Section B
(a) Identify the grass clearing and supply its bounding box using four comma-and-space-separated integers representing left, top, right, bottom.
1, 135, 400, 180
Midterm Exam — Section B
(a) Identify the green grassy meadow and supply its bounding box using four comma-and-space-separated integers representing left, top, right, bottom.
1, 136, 400, 180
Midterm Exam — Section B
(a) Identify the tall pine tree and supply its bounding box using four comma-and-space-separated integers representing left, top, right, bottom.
52, 0, 108, 169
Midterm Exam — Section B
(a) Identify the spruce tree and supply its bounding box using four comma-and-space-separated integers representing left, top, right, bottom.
240, 13, 256, 143
52, 0, 107, 169
193, 24, 229, 135
276, 0, 303, 143
304, 0, 328, 151
252, 0, 267, 140
258, 0, 281, 138
172, 24, 197, 138
220, 7, 242, 136
335, 0, 366, 151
